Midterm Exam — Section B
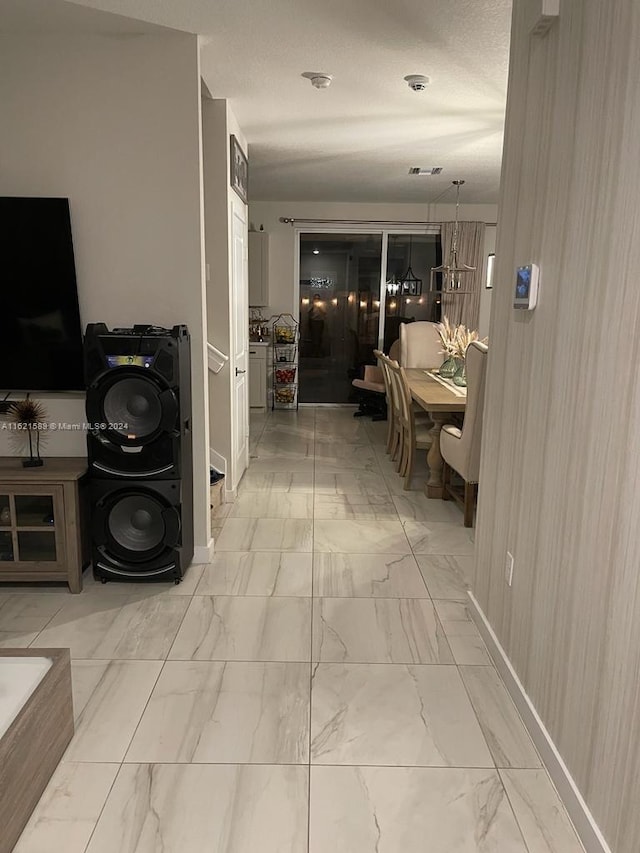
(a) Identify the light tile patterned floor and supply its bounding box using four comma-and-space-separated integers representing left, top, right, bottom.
6, 407, 584, 852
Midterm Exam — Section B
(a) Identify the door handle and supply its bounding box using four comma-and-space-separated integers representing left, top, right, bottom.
236, 368, 246, 375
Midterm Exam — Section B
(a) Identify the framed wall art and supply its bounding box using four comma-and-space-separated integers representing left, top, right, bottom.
230, 135, 248, 203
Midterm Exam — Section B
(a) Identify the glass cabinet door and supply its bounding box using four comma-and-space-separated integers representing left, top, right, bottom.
15, 493, 58, 562
17, 531, 57, 562
0, 495, 14, 561
0, 494, 11, 527
0, 533, 14, 561
0, 487, 63, 566
15, 495, 55, 528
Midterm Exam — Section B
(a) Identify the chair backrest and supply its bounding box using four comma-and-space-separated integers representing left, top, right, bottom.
384, 317, 414, 354
389, 339, 400, 362
456, 341, 488, 481
379, 353, 401, 422
373, 349, 390, 401
399, 321, 442, 368
386, 357, 411, 427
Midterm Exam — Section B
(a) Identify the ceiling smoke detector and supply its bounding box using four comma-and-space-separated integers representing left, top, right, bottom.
302, 72, 333, 89
409, 167, 443, 176
404, 74, 430, 92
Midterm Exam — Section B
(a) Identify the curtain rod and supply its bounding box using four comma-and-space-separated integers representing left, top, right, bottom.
279, 217, 498, 227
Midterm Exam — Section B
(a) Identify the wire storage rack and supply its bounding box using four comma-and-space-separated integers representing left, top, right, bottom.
271, 313, 299, 410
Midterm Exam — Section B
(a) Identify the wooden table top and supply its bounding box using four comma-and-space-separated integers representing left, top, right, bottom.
405, 368, 467, 413
0, 457, 88, 482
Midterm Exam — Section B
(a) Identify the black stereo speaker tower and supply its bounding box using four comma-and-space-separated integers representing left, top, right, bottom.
84, 323, 193, 583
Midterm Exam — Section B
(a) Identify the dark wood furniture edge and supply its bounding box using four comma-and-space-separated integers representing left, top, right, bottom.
0, 648, 74, 853
0, 457, 88, 482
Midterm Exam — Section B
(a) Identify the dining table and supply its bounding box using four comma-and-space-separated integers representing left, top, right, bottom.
404, 368, 467, 498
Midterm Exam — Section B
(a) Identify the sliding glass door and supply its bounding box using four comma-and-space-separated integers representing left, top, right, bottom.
383, 233, 442, 352
298, 230, 441, 404
298, 233, 382, 404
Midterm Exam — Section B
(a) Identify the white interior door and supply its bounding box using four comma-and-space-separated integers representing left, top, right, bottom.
231, 199, 249, 489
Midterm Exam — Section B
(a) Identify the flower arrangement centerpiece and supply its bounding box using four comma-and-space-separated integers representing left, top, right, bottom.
8, 398, 48, 467
451, 326, 487, 387
435, 316, 463, 378
435, 316, 487, 386
452, 327, 484, 360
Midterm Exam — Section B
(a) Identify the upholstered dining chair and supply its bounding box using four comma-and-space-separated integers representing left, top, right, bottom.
351, 364, 386, 419
351, 340, 402, 420
441, 340, 488, 527
399, 321, 442, 369
387, 358, 432, 489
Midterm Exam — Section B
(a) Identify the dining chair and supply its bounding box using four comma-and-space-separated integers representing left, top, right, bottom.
399, 321, 442, 369
387, 358, 433, 489
440, 341, 488, 526
351, 340, 402, 421
374, 342, 402, 453
377, 351, 403, 464
373, 349, 392, 452
351, 364, 386, 420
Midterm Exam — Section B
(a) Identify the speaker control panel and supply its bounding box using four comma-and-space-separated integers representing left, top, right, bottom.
106, 355, 155, 369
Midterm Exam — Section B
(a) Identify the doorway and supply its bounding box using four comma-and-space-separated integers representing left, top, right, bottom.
298, 233, 382, 404
298, 230, 442, 403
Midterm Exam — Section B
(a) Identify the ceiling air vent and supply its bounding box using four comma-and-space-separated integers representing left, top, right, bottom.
409, 167, 443, 176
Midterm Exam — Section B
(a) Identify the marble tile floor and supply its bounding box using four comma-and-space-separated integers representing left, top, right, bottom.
7, 407, 584, 853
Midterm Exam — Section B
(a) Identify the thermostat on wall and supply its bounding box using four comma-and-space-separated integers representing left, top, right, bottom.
514, 263, 539, 310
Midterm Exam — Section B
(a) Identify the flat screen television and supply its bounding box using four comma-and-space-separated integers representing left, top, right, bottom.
0, 197, 84, 391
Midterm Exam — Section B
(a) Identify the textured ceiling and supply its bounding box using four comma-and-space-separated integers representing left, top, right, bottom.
3, 0, 513, 203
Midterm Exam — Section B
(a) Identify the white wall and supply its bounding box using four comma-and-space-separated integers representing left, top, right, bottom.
249, 200, 497, 335
0, 32, 210, 551
203, 98, 248, 494
474, 1, 640, 850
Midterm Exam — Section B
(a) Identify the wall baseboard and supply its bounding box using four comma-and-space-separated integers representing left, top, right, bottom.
193, 539, 214, 564
467, 592, 611, 853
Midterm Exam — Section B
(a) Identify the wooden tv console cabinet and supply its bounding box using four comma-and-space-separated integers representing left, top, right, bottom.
0, 458, 90, 593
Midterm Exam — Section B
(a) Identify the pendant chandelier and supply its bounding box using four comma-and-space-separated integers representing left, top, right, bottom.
387, 236, 422, 296
430, 179, 475, 294
398, 234, 422, 296
385, 274, 400, 296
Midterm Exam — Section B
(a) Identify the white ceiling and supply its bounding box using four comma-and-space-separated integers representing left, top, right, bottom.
2, 0, 513, 204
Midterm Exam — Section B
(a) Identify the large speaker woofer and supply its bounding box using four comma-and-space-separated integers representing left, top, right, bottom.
108, 494, 166, 554
92, 486, 181, 565
86, 366, 179, 447
103, 376, 163, 438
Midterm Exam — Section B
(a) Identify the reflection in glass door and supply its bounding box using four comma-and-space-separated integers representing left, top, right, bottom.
298, 230, 442, 403
383, 234, 442, 352
298, 234, 382, 403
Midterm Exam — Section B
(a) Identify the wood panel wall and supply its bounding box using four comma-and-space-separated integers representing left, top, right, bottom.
473, 2, 640, 851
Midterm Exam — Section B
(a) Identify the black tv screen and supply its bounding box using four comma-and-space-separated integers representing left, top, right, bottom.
0, 197, 84, 391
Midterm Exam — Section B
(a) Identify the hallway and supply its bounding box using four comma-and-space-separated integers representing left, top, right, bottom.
6, 407, 584, 852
